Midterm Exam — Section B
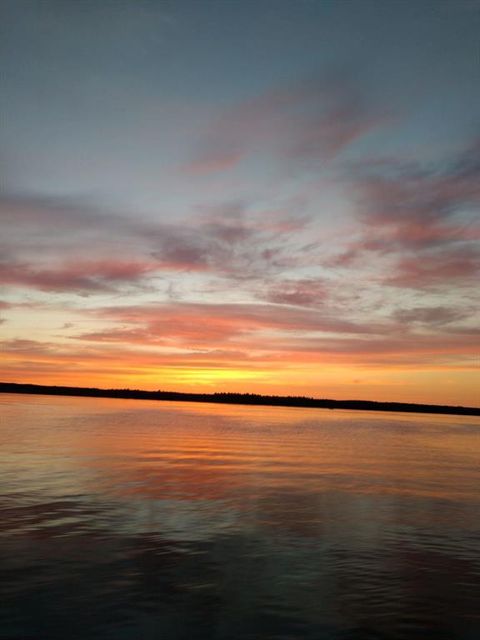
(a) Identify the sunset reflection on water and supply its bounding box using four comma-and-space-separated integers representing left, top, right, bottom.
1, 393, 479, 639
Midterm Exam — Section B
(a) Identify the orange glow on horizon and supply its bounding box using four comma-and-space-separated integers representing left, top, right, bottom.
1, 354, 478, 407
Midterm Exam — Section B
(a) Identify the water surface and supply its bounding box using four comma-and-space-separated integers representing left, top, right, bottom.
1, 393, 479, 639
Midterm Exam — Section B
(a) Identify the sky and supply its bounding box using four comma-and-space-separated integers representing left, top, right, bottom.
1, 0, 479, 405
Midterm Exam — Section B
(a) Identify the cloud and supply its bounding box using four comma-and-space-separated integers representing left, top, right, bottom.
0, 192, 313, 293
0, 193, 147, 268
1, 339, 55, 355
259, 278, 327, 307
331, 140, 480, 288
1, 271, 477, 390
183, 152, 244, 175
77, 302, 380, 353
71, 300, 471, 373
0, 259, 159, 293
0, 301, 10, 325
183, 71, 386, 174
392, 306, 472, 326
385, 246, 480, 289
147, 201, 312, 280
3, 312, 478, 381
0, 193, 108, 228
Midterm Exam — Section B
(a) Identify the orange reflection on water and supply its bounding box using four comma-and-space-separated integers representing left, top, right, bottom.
44, 397, 479, 504
1, 394, 479, 508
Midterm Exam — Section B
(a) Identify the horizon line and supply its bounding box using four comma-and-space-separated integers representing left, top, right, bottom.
1, 381, 479, 417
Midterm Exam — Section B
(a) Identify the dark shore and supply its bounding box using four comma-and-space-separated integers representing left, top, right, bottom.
1, 381, 479, 416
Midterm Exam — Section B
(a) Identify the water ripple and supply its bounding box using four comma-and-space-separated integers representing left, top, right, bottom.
1, 394, 479, 639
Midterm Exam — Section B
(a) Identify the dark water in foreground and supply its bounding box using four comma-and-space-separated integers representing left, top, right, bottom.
1, 394, 479, 640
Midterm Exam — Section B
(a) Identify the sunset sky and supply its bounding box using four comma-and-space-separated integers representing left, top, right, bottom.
1, 0, 479, 405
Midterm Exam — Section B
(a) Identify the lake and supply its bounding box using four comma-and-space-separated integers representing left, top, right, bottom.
1, 393, 479, 639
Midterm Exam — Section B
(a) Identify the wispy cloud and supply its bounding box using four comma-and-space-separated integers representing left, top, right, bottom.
391, 306, 473, 327
258, 278, 327, 307
1, 191, 319, 299
0, 259, 160, 293
384, 246, 480, 289
183, 70, 387, 175
80, 301, 377, 348
330, 141, 480, 288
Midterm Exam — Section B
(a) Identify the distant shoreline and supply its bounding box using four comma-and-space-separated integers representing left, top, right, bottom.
1, 382, 479, 417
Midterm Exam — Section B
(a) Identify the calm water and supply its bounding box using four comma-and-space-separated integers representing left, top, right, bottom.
1, 393, 479, 640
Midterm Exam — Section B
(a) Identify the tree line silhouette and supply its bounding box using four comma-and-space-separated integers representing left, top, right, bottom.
1, 382, 478, 416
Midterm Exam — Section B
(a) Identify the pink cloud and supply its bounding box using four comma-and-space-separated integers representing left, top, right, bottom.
183, 72, 386, 174
260, 279, 327, 307
68, 295, 480, 373
386, 247, 480, 289
183, 152, 244, 175
330, 141, 480, 290
0, 259, 160, 293
78, 302, 380, 353
3, 315, 478, 379
0, 192, 317, 302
